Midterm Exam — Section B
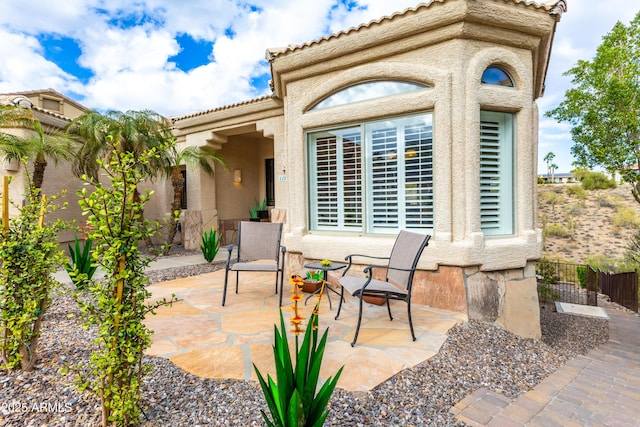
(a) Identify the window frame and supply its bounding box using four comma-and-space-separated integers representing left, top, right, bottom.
307, 111, 434, 235
479, 110, 515, 236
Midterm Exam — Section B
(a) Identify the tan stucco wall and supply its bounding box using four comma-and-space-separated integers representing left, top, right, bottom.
279, 39, 541, 273
216, 136, 270, 220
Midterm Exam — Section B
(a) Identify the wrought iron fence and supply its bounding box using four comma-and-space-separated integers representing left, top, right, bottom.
537, 259, 639, 312
536, 260, 597, 306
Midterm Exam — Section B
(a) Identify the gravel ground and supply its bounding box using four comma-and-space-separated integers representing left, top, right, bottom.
0, 254, 615, 427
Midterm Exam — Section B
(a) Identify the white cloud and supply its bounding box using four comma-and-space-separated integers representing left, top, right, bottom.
0, 0, 638, 126
0, 29, 83, 95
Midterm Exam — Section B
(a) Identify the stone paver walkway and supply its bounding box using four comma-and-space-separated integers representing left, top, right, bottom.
143, 268, 467, 392
451, 309, 640, 426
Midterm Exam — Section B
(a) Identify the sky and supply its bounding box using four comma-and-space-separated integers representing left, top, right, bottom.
0, 0, 638, 174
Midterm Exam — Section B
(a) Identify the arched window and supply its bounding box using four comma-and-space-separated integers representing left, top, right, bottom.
481, 67, 514, 87
310, 80, 428, 111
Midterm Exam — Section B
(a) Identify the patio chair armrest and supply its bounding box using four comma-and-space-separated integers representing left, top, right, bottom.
361, 264, 414, 283
344, 254, 390, 262
225, 244, 234, 269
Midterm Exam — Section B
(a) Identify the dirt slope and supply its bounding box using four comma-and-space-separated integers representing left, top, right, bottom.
538, 184, 640, 263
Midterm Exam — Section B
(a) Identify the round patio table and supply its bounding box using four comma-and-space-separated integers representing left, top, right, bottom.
303, 261, 347, 309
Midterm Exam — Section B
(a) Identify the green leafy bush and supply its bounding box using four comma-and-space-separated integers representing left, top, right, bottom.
565, 185, 587, 199
0, 186, 69, 371
580, 171, 616, 190
538, 282, 560, 302
64, 236, 97, 290
544, 223, 572, 238
536, 257, 559, 284
576, 265, 587, 289
539, 190, 564, 206
69, 137, 177, 426
612, 206, 640, 228
200, 228, 221, 262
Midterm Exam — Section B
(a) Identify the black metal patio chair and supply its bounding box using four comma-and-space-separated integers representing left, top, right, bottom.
336, 230, 431, 346
222, 221, 286, 306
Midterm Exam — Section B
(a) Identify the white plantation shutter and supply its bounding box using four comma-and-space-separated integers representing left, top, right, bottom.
309, 113, 432, 234
405, 123, 433, 229
342, 132, 362, 226
480, 111, 514, 235
309, 128, 362, 230
314, 135, 338, 227
369, 126, 399, 230
365, 115, 433, 233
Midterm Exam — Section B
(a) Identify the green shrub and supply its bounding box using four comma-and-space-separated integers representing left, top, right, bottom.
200, 228, 221, 262
612, 206, 640, 228
69, 137, 178, 426
0, 186, 69, 371
536, 257, 559, 284
544, 223, 572, 238
539, 191, 565, 211
576, 265, 587, 289
538, 282, 560, 302
581, 171, 616, 190
565, 185, 587, 199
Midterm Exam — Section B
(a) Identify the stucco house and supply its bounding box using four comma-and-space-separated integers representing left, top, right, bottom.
0, 89, 89, 243
170, 0, 567, 339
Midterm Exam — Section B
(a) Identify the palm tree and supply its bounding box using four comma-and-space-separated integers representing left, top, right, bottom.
68, 109, 174, 251
160, 143, 227, 253
68, 110, 172, 181
0, 105, 34, 163
550, 163, 559, 184
25, 119, 78, 190
1, 105, 77, 190
543, 151, 555, 183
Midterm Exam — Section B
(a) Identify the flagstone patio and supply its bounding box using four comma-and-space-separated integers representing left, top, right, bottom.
144, 269, 467, 392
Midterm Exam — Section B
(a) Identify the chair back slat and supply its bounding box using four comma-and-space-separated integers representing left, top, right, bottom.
387, 231, 430, 290
237, 221, 283, 261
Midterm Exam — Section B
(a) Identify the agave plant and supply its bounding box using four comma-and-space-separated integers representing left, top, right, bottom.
200, 228, 221, 262
64, 236, 97, 290
254, 304, 343, 426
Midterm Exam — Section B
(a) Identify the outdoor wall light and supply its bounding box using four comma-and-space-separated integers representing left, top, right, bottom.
233, 169, 242, 183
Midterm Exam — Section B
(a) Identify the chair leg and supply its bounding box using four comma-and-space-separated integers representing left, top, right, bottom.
386, 298, 393, 321
407, 300, 416, 341
278, 270, 285, 307
222, 268, 230, 306
335, 287, 345, 320
235, 271, 239, 294
351, 293, 365, 347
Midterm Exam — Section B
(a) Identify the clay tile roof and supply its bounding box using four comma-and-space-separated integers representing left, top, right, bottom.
266, 0, 559, 59
171, 95, 274, 122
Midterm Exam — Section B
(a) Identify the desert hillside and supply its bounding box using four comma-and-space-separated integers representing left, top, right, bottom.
538, 183, 640, 264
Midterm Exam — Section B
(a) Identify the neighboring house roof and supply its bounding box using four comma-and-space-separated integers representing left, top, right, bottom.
0, 88, 89, 114
266, 0, 566, 59
171, 95, 274, 122
1, 93, 73, 128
